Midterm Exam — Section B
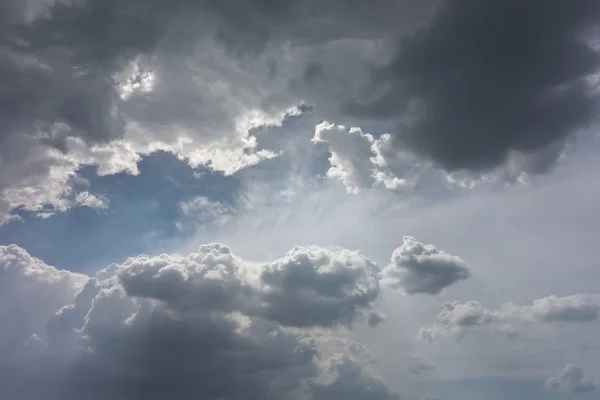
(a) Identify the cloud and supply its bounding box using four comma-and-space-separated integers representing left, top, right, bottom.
408, 355, 436, 375
382, 236, 471, 295
177, 196, 234, 226
312, 354, 398, 400
544, 365, 597, 394
259, 246, 381, 328
0, 243, 395, 399
312, 122, 424, 194
367, 311, 386, 327
5, 0, 597, 225
418, 301, 497, 341
0, 245, 87, 358
117, 243, 382, 329
420, 294, 600, 341
0, 0, 441, 223
524, 294, 600, 323
74, 191, 109, 210
347, 0, 600, 176
312, 122, 380, 194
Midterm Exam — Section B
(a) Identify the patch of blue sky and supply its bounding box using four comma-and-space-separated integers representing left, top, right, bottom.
0, 151, 240, 272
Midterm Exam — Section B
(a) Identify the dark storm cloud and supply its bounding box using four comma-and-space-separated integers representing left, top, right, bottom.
348, 0, 600, 173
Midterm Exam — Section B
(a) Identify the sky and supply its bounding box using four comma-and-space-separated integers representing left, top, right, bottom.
1, 0, 600, 399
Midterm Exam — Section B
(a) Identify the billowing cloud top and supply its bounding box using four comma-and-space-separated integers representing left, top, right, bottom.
382, 236, 471, 295
0, 243, 397, 399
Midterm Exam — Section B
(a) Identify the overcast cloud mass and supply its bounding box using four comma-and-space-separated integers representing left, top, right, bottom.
1, 0, 600, 399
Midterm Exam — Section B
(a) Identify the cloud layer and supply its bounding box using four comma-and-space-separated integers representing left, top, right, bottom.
4, 0, 599, 223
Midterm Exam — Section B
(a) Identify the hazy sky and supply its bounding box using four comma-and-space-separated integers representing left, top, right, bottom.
1, 1, 600, 399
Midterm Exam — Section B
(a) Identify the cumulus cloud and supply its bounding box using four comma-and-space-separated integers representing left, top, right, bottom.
523, 294, 600, 323
0, 245, 86, 358
382, 236, 471, 295
0, 243, 395, 399
312, 122, 380, 194
312, 122, 423, 194
117, 243, 382, 329
348, 0, 600, 177
260, 246, 381, 328
420, 294, 600, 341
544, 365, 598, 394
418, 301, 496, 341
312, 354, 398, 400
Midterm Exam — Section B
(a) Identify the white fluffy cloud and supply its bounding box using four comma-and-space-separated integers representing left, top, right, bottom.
382, 236, 471, 295
544, 365, 598, 394
74, 191, 109, 210
312, 122, 421, 194
0, 243, 396, 399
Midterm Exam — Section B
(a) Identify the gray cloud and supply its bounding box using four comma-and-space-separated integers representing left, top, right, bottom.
3, 0, 599, 224
118, 243, 381, 329
0, 243, 395, 400
0, 245, 86, 358
527, 294, 600, 323
544, 365, 598, 394
382, 236, 471, 295
0, 0, 440, 222
259, 246, 381, 328
420, 294, 600, 341
418, 300, 496, 341
348, 0, 600, 175
312, 354, 398, 400
408, 355, 436, 375
367, 311, 386, 327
